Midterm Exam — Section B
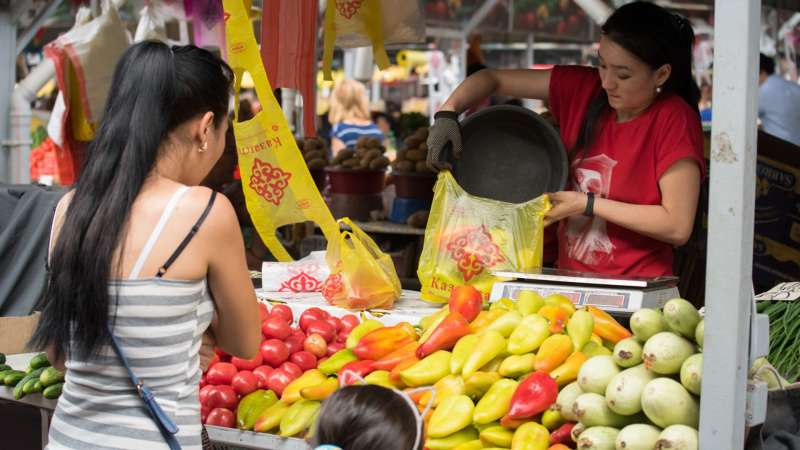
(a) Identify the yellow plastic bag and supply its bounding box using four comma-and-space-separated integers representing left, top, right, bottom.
418, 172, 551, 303
224, 0, 339, 261
322, 218, 402, 310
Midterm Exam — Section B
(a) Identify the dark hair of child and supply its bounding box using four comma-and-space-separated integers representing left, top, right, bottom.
311, 385, 422, 450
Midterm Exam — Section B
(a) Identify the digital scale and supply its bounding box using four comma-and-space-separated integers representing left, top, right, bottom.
489, 268, 680, 315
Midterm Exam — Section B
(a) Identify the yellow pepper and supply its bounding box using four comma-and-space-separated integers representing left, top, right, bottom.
473, 379, 519, 425
507, 315, 550, 355
364, 370, 395, 389
486, 311, 523, 338
428, 395, 475, 438
499, 354, 535, 379
566, 309, 594, 352
425, 427, 480, 450
511, 422, 550, 450
420, 374, 466, 408
516, 291, 545, 316
465, 371, 502, 400
279, 400, 321, 437
253, 401, 290, 433
463, 331, 506, 378
280, 369, 327, 404
400, 350, 451, 387
300, 377, 339, 401
451, 334, 479, 375
480, 425, 514, 447
452, 440, 486, 450
549, 351, 587, 387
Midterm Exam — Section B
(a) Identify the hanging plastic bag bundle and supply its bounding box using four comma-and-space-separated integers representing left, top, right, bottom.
322, 218, 402, 310
417, 172, 551, 303
224, 0, 339, 261
322, 0, 425, 80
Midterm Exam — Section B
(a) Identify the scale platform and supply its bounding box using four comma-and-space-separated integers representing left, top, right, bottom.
490, 268, 679, 315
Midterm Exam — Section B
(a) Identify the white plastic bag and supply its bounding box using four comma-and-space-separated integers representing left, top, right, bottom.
261, 251, 330, 293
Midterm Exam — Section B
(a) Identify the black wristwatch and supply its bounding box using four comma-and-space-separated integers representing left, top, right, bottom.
583, 192, 595, 217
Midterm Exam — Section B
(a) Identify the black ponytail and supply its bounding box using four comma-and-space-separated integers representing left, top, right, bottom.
30, 42, 233, 360
571, 1, 699, 158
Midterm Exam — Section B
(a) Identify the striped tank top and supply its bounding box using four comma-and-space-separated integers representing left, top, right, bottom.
331, 121, 385, 148
47, 186, 216, 450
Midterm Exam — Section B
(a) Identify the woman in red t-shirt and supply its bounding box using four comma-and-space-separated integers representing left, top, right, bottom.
426, 1, 704, 277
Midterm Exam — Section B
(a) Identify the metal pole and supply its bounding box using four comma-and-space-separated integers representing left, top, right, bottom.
525, 33, 534, 68
0, 9, 15, 183
700, 0, 760, 448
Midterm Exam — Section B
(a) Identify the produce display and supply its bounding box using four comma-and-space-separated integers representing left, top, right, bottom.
200, 302, 362, 432
297, 136, 330, 171
756, 299, 800, 382
330, 136, 390, 171
0, 352, 64, 401
392, 127, 432, 173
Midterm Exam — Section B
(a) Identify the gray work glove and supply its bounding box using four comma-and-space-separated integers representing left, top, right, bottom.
426, 110, 463, 172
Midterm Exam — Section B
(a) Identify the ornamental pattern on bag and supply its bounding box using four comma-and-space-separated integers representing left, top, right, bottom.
322, 273, 344, 302
279, 262, 325, 293
444, 225, 506, 282
249, 158, 292, 206
335, 0, 363, 19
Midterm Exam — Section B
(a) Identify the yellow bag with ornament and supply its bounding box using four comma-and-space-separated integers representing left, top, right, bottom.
418, 171, 551, 303
223, 0, 339, 261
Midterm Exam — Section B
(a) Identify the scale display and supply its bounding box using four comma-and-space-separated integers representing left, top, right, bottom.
489, 269, 680, 313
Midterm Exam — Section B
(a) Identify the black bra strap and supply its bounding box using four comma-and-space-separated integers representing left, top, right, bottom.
156, 191, 217, 278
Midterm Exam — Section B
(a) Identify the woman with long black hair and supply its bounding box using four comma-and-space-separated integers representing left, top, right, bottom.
30, 41, 261, 449
427, 1, 705, 278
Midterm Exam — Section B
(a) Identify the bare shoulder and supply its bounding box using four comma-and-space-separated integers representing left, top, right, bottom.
183, 186, 239, 238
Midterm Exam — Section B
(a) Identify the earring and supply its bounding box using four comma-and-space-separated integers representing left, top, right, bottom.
199, 142, 207, 153
656, 86, 663, 94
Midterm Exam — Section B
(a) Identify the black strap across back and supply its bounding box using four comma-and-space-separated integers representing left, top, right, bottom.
155, 191, 217, 278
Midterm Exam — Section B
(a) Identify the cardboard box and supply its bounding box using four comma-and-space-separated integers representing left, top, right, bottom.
0, 312, 40, 355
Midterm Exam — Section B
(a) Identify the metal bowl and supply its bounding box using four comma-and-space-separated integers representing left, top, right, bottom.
445, 105, 568, 203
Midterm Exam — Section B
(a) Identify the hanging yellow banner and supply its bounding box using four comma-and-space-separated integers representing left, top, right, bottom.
223, 0, 338, 261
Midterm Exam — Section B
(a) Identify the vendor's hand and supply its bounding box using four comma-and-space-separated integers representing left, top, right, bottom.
200, 313, 219, 372
543, 191, 589, 227
426, 110, 463, 172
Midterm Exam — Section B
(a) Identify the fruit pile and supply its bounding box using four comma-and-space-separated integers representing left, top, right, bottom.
296, 136, 330, 171
392, 127, 431, 173
200, 303, 361, 431
201, 293, 707, 449
555, 299, 705, 450
0, 352, 64, 400
330, 136, 390, 171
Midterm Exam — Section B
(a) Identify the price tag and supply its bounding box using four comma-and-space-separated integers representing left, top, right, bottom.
754, 282, 800, 301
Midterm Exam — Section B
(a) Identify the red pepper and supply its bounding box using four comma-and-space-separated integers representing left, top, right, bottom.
448, 285, 483, 322
338, 360, 376, 385
507, 371, 559, 420
373, 341, 420, 371
417, 312, 472, 359
352, 324, 417, 361
550, 422, 576, 446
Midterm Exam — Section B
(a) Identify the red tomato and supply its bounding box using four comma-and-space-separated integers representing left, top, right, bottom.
260, 339, 290, 367
304, 333, 328, 358
290, 326, 305, 337
284, 334, 305, 355
326, 341, 345, 356
290, 351, 318, 371
231, 370, 259, 396
258, 303, 269, 322
231, 352, 263, 371
305, 319, 336, 343
339, 314, 360, 332
336, 329, 350, 344
253, 365, 274, 389
270, 304, 293, 324
206, 385, 238, 410
201, 403, 211, 424
199, 374, 207, 389
266, 369, 293, 396
279, 362, 302, 379
261, 316, 291, 340
206, 407, 235, 428
199, 384, 215, 405
299, 308, 330, 332
206, 362, 237, 385
325, 316, 343, 332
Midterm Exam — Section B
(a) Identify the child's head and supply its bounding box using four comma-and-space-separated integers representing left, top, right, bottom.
311, 384, 423, 450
